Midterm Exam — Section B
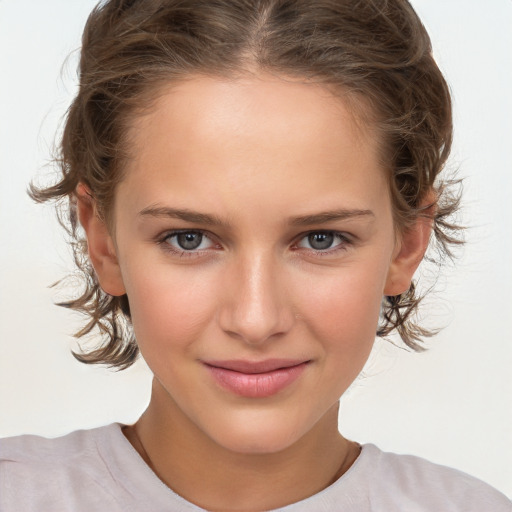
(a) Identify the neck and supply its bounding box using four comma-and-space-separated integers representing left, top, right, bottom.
124, 378, 359, 512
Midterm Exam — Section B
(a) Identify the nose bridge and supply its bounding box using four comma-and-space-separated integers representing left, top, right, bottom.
218, 249, 293, 344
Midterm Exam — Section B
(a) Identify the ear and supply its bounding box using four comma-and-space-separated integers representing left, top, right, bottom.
384, 209, 433, 296
76, 183, 126, 296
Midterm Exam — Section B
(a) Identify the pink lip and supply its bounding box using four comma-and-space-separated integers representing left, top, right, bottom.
203, 359, 309, 398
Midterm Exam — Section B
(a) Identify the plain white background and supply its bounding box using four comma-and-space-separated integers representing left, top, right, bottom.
0, 0, 511, 499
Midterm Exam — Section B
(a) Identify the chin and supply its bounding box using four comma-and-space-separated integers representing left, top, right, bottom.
216, 429, 301, 455
203, 408, 315, 455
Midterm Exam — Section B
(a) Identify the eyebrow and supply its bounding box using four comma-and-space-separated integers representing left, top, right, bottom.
139, 205, 374, 227
289, 209, 375, 226
138, 206, 229, 226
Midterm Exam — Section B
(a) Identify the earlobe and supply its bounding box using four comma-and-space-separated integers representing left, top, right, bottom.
76, 183, 126, 297
384, 212, 433, 296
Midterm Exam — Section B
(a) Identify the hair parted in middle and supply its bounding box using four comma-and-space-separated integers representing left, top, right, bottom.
30, 0, 462, 369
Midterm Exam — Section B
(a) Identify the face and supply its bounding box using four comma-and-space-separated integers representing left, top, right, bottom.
89, 74, 421, 454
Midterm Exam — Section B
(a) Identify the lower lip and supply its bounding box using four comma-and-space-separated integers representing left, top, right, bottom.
206, 362, 308, 398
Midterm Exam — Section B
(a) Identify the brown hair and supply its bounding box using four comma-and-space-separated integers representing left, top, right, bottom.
31, 0, 462, 369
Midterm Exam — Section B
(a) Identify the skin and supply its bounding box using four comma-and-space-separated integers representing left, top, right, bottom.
78, 74, 430, 511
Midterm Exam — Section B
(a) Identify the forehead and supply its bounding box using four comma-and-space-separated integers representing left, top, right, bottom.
117, 74, 387, 219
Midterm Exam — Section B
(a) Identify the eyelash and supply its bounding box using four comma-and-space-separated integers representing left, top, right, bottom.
294, 231, 352, 256
157, 229, 353, 258
157, 230, 218, 258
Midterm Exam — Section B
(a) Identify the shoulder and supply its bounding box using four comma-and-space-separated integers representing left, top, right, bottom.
1, 424, 105, 460
0, 423, 119, 469
0, 424, 128, 512
360, 444, 512, 511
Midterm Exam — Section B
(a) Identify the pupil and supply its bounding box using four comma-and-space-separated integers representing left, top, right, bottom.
309, 232, 333, 250
177, 232, 202, 250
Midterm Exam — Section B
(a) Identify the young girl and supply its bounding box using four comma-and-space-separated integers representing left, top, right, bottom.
1, 0, 510, 510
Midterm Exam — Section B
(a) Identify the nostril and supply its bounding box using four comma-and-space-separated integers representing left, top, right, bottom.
218, 306, 295, 345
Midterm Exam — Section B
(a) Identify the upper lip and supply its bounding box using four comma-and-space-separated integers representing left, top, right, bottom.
203, 359, 309, 374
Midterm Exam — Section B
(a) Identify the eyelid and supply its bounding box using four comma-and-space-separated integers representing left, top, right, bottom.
157, 229, 221, 255
158, 228, 215, 241
154, 228, 354, 258
293, 230, 353, 254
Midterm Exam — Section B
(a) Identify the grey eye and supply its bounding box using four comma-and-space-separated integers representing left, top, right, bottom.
161, 230, 216, 255
307, 232, 334, 250
176, 232, 204, 250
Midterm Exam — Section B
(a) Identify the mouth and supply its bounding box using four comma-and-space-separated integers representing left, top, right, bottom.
203, 359, 310, 398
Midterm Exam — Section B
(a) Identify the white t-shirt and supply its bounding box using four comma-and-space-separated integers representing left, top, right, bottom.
0, 423, 510, 511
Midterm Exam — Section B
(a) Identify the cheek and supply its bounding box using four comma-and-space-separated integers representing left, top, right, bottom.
297, 264, 386, 353
123, 263, 220, 353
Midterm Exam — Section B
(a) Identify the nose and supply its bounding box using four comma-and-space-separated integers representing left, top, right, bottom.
218, 252, 295, 345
